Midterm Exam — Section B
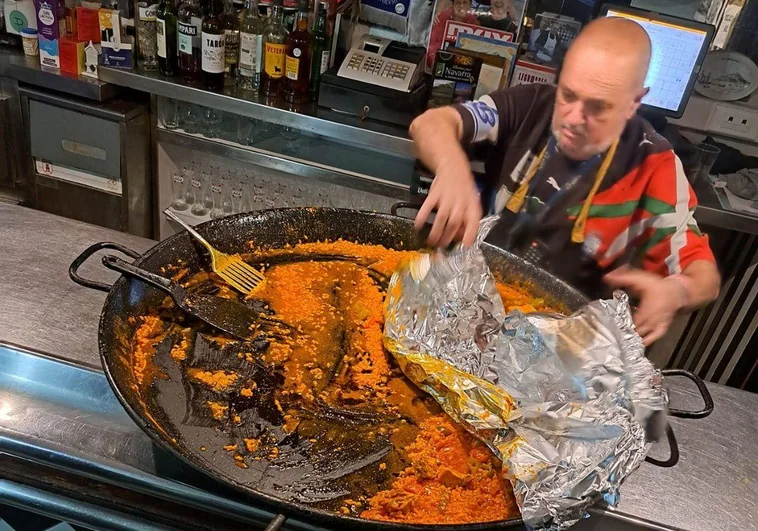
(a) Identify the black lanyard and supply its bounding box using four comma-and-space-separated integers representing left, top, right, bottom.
504, 136, 603, 251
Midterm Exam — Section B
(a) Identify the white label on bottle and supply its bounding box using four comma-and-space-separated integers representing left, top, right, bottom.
202, 31, 226, 73
157, 18, 167, 58
319, 50, 329, 74
178, 18, 201, 55
139, 4, 158, 21
239, 32, 263, 74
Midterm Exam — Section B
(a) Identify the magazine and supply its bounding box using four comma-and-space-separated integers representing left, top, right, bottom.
425, 0, 525, 69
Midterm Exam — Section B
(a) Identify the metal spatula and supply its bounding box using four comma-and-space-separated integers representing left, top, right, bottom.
102, 255, 258, 340
164, 209, 264, 294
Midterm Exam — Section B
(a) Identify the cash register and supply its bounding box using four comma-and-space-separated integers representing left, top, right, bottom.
318, 35, 428, 127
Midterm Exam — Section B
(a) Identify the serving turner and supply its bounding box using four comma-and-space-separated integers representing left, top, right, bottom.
164, 209, 264, 294
102, 255, 258, 341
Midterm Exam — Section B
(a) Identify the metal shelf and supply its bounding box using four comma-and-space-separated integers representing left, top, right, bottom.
99, 67, 414, 159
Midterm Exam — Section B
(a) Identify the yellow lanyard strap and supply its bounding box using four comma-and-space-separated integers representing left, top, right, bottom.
505, 139, 619, 244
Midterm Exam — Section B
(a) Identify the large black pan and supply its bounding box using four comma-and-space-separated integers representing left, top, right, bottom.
68, 207, 711, 530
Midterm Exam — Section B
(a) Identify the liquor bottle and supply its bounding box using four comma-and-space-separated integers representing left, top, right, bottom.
220, 0, 240, 86
309, 1, 328, 99
261, 0, 287, 96
202, 0, 225, 90
177, 0, 203, 83
238, 0, 264, 91
157, 0, 178, 75
283, 2, 310, 103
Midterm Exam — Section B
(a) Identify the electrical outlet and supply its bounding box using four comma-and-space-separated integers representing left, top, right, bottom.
706, 102, 758, 141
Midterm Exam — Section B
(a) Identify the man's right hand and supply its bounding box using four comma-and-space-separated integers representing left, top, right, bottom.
414, 163, 482, 248
409, 107, 483, 248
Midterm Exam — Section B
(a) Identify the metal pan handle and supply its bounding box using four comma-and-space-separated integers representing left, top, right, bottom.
662, 369, 714, 419
645, 423, 679, 468
101, 256, 173, 293
69, 242, 143, 292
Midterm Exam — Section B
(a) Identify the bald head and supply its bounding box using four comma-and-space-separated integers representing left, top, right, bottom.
566, 17, 651, 90
551, 17, 652, 160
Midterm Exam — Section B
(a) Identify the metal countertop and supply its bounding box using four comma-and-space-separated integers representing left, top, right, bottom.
0, 46, 118, 101
0, 202, 756, 531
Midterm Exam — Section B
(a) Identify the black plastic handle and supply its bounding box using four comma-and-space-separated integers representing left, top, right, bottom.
645, 423, 679, 468
662, 369, 715, 419
101, 256, 173, 294
391, 202, 421, 218
69, 242, 143, 292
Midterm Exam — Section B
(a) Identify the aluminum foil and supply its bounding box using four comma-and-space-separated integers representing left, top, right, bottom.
384, 217, 669, 530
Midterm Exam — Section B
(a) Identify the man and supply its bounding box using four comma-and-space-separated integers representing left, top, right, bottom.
426, 0, 479, 67
410, 17, 720, 345
478, 0, 518, 35
534, 22, 558, 62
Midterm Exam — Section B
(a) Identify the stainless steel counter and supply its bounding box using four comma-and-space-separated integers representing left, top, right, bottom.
0, 46, 119, 101
1, 202, 757, 530
0, 203, 153, 367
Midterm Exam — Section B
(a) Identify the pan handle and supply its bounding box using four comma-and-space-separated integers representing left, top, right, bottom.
391, 202, 421, 218
645, 423, 679, 468
101, 256, 173, 293
69, 242, 143, 292
661, 369, 714, 419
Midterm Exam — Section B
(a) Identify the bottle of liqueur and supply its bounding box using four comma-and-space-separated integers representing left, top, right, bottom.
201, 0, 225, 90
219, 0, 240, 86
177, 0, 203, 82
309, 1, 328, 99
261, 0, 287, 96
156, 0, 178, 75
283, 1, 310, 103
237, 0, 264, 91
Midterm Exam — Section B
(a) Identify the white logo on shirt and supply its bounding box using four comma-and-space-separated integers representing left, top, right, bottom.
639, 133, 653, 147
546, 176, 560, 191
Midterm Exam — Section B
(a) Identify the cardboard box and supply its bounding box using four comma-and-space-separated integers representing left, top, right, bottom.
101, 36, 134, 69
60, 38, 85, 74
34, 0, 66, 68
98, 7, 122, 45
77, 6, 100, 43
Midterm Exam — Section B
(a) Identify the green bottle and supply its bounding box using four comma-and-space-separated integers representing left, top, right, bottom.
309, 1, 329, 99
157, 0, 178, 75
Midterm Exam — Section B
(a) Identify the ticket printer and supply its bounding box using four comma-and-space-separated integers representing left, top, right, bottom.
318, 36, 428, 127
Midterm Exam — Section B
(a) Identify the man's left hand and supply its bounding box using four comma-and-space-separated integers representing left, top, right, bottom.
604, 267, 686, 346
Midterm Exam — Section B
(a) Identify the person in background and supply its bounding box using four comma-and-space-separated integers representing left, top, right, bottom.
535, 22, 558, 62
426, 0, 479, 67
478, 0, 518, 35
409, 17, 721, 345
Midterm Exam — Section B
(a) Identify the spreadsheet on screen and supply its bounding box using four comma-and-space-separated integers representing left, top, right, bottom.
607, 10, 708, 112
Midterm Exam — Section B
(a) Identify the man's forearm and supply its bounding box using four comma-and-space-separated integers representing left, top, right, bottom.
409, 107, 470, 175
674, 260, 721, 310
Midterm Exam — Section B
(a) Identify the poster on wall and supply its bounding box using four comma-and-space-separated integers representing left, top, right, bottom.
524, 12, 582, 69
425, 0, 526, 68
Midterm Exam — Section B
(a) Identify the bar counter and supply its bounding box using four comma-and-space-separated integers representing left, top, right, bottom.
0, 203, 756, 531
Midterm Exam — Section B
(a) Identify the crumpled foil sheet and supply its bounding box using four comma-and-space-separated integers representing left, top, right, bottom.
384, 217, 669, 530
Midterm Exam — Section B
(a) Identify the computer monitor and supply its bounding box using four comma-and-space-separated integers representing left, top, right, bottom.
598, 5, 715, 118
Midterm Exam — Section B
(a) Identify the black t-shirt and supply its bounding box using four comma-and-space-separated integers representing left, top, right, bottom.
451, 84, 678, 298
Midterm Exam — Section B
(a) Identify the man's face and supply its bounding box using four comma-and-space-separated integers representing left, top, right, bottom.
491, 0, 506, 17
452, 0, 470, 20
552, 48, 646, 160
